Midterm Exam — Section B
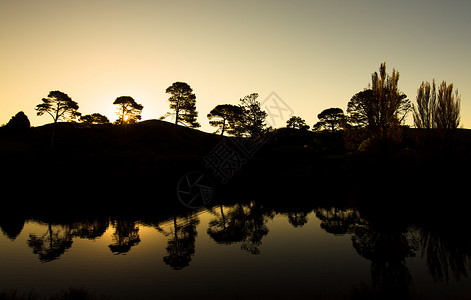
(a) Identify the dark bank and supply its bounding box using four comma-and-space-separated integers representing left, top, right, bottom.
1, 116, 471, 299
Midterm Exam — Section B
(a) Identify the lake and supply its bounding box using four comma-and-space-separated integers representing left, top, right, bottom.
1, 201, 471, 299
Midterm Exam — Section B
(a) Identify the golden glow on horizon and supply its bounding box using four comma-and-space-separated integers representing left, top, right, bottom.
1, 1, 470, 130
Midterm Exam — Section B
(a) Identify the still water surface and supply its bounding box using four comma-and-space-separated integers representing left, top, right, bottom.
1, 203, 470, 299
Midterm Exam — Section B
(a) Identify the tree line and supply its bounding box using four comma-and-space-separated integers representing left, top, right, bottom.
21, 82, 269, 139
2, 62, 462, 152
5, 201, 470, 284
287, 62, 461, 153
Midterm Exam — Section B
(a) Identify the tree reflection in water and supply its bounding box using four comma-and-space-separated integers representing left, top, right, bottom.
287, 211, 309, 228
27, 222, 73, 263
316, 206, 417, 298
2, 201, 471, 299
108, 218, 141, 254
315, 207, 363, 235
207, 204, 245, 244
0, 216, 25, 240
27, 218, 109, 262
315, 205, 471, 298
420, 223, 471, 283
207, 202, 273, 255
352, 224, 417, 298
157, 214, 199, 270
71, 218, 109, 240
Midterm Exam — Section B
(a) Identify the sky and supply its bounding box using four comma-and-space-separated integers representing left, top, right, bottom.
1, 0, 470, 132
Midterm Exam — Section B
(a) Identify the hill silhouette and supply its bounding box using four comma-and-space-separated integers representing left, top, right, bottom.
0, 119, 220, 152
0, 120, 223, 214
1, 121, 470, 215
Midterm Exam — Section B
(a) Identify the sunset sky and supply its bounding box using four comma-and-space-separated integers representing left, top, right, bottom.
1, 0, 470, 132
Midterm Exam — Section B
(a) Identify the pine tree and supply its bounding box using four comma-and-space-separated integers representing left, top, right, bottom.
164, 82, 200, 128
207, 104, 244, 136
238, 93, 267, 138
113, 96, 143, 125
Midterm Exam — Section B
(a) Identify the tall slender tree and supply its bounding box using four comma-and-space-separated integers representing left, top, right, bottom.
238, 93, 267, 138
345, 63, 410, 152
369, 62, 410, 148
413, 80, 461, 152
164, 82, 200, 128
435, 81, 460, 130
413, 80, 460, 130
413, 80, 437, 129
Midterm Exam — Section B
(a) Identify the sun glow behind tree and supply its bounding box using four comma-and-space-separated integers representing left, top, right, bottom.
1, 1, 470, 129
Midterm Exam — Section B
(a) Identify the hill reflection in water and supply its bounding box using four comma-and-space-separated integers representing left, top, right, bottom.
1, 198, 471, 299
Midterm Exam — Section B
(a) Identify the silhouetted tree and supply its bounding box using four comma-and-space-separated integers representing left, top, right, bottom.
207, 104, 244, 135
413, 80, 461, 152
163, 82, 200, 128
345, 63, 410, 152
113, 96, 143, 125
343, 90, 372, 150
312, 108, 345, 132
4, 111, 30, 130
36, 91, 81, 123
413, 79, 460, 130
238, 93, 267, 138
346, 90, 372, 129
79, 113, 110, 125
413, 80, 437, 129
436, 81, 460, 130
286, 116, 309, 131
36, 90, 81, 147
